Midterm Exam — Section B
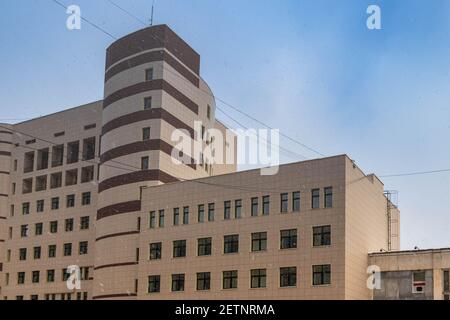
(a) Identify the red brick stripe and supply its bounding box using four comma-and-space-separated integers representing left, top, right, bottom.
92, 293, 137, 300
95, 231, 140, 242
97, 200, 141, 220
94, 261, 138, 271
0, 151, 11, 156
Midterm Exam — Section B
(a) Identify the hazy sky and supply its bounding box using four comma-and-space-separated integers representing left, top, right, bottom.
0, 0, 449, 250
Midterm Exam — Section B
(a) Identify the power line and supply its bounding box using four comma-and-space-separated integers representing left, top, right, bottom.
104, 0, 148, 26
380, 168, 450, 178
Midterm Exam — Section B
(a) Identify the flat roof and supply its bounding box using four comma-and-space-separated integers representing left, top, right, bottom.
369, 247, 450, 257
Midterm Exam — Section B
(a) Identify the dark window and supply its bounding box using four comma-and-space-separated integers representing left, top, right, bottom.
22, 178, 32, 194
82, 137, 96, 160
183, 207, 189, 225
20, 225, 28, 238
251, 197, 258, 217
24, 151, 35, 173
313, 265, 331, 285
224, 235, 239, 254
172, 274, 185, 292
252, 232, 267, 252
235, 199, 242, 219
35, 223, 43, 236
324, 187, 333, 208
158, 210, 165, 228
35, 175, 47, 191
293, 192, 300, 212
22, 202, 30, 215
280, 267, 297, 287
51, 197, 59, 210
197, 272, 211, 291
62, 269, 70, 281
33, 247, 41, 260
80, 216, 90, 230
207, 105, 211, 120
150, 242, 162, 260
251, 269, 266, 288
81, 166, 94, 183
280, 193, 288, 213
79, 241, 88, 255
36, 200, 44, 213
141, 156, 149, 170
223, 270, 238, 289
198, 204, 205, 223
50, 172, 62, 189
173, 208, 180, 226
47, 270, 55, 283
16, 296, 24, 300
37, 148, 49, 170
173, 240, 186, 258
48, 245, 56, 258
224, 201, 231, 220
149, 212, 156, 229
64, 243, 72, 256
313, 226, 331, 246
19, 248, 27, 261
50, 221, 58, 234
142, 127, 151, 141
144, 97, 152, 110
66, 194, 75, 208
444, 270, 449, 293
32, 271, 40, 283
198, 237, 212, 256
312, 189, 320, 209
148, 275, 160, 293
145, 68, 154, 81
65, 218, 74, 232
281, 229, 297, 249
65, 169, 78, 186
262, 196, 270, 215
82, 192, 91, 206
67, 141, 79, 164
51, 145, 64, 167
31, 295, 38, 300
208, 203, 215, 221
17, 272, 25, 285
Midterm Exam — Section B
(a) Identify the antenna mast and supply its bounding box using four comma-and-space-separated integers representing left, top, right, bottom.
150, 0, 155, 26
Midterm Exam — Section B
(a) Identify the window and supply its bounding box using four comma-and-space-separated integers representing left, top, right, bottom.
37, 148, 49, 170
173, 240, 186, 258
24, 151, 34, 173
10, 204, 14, 217
47, 270, 55, 283
67, 141, 79, 164
35, 223, 43, 236
158, 210, 165, 228
313, 265, 331, 286
65, 169, 78, 186
31, 295, 39, 300
207, 105, 211, 120
198, 204, 205, 223
150, 242, 162, 260
281, 229, 297, 249
251, 197, 258, 217
19, 248, 27, 261
148, 275, 160, 293
20, 225, 28, 238
48, 245, 56, 258
183, 207, 189, 225
22, 202, 30, 215
32, 271, 40, 283
313, 226, 331, 247
444, 270, 449, 293
144, 97, 152, 110
66, 194, 75, 208
62, 269, 70, 281
81, 166, 94, 183
312, 189, 320, 209
145, 68, 154, 81
293, 192, 300, 212
224, 201, 231, 220
82, 192, 91, 206
65, 219, 74, 232
197, 272, 211, 291
12, 182, 16, 195
82, 137, 96, 160
22, 178, 32, 194
251, 232, 267, 252
198, 237, 212, 256
51, 197, 59, 210
80, 267, 90, 280
208, 203, 215, 221
80, 216, 90, 230
251, 269, 266, 288
142, 127, 151, 141
280, 267, 297, 287
17, 272, 25, 285
64, 243, 72, 256
51, 145, 64, 167
149, 211, 156, 229
324, 187, 333, 208
171, 274, 185, 292
34, 247, 41, 260
280, 193, 288, 213
16, 296, 24, 300
224, 235, 239, 254
50, 221, 58, 234
141, 156, 149, 170
35, 175, 47, 191
50, 172, 62, 189
173, 208, 180, 226
36, 200, 44, 212
235, 199, 242, 219
79, 241, 88, 255
262, 196, 270, 215
223, 270, 238, 289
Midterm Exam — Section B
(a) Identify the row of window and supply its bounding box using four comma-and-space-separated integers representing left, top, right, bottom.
12, 292, 89, 301
7, 241, 90, 263
8, 267, 90, 286
149, 227, 331, 260
148, 265, 332, 293
149, 188, 333, 228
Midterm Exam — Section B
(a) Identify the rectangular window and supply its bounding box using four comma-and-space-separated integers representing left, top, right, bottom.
235, 199, 242, 219
20, 225, 28, 238
36, 148, 49, 170
197, 272, 211, 291
224, 201, 231, 220
324, 187, 333, 208
251, 197, 258, 217
79, 241, 88, 255
149, 242, 162, 260
22, 202, 30, 215
262, 196, 270, 215
48, 245, 57, 258
144, 97, 152, 110
141, 156, 149, 170
66, 194, 75, 208
142, 127, 151, 141
313, 265, 331, 286
47, 270, 55, 283
22, 178, 32, 194
313, 226, 331, 246
65, 218, 74, 232
251, 269, 267, 288
51, 197, 59, 210
149, 212, 156, 229
251, 232, 267, 252
64, 243, 72, 256
198, 237, 212, 256
208, 203, 215, 221
292, 192, 300, 212
145, 68, 154, 81
280, 267, 297, 287
223, 270, 238, 289
33, 247, 41, 259
50, 172, 62, 189
32, 271, 40, 284
10, 204, 14, 217
80, 216, 90, 230
198, 204, 205, 223
19, 248, 27, 261
51, 145, 64, 167
171, 274, 185, 292
82, 192, 91, 206
281, 229, 297, 249
24, 151, 34, 173
35, 223, 43, 236
67, 141, 79, 164
444, 270, 449, 293
35, 175, 47, 191
173, 240, 186, 258
148, 275, 160, 293
17, 272, 25, 285
280, 193, 288, 213
158, 210, 165, 228
65, 169, 78, 186
62, 269, 70, 281
173, 208, 180, 226
183, 207, 189, 225
312, 189, 320, 209
81, 166, 95, 183
82, 137, 96, 161
36, 200, 44, 212
224, 235, 239, 254
207, 105, 211, 120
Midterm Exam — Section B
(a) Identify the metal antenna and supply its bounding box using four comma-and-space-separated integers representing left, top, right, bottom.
150, 0, 155, 26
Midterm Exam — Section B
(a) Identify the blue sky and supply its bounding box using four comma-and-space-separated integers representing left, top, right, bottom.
0, 0, 449, 249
